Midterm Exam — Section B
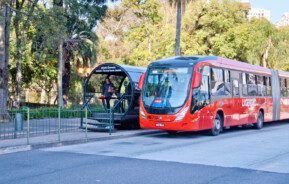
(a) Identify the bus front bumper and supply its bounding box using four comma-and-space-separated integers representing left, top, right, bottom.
140, 119, 201, 131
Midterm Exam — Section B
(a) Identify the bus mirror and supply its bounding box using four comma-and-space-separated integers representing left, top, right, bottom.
138, 72, 146, 90
192, 71, 201, 88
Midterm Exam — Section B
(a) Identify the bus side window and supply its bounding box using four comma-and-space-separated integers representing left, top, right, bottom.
211, 68, 224, 96
242, 73, 248, 96
247, 74, 257, 96
262, 76, 267, 96
231, 71, 239, 96
224, 70, 231, 96
286, 78, 289, 97
256, 75, 263, 96
280, 78, 287, 97
266, 77, 272, 96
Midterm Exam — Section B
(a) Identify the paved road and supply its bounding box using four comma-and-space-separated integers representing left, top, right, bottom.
1, 122, 289, 184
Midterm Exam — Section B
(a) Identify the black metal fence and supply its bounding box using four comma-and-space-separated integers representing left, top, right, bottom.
0, 108, 93, 141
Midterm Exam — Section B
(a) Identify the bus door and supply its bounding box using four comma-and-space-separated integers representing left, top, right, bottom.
230, 71, 241, 125
191, 66, 211, 130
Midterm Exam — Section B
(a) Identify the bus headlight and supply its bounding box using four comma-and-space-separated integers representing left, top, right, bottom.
175, 107, 189, 121
140, 107, 147, 120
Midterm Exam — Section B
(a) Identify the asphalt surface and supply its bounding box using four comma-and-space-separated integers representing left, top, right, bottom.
1, 122, 289, 184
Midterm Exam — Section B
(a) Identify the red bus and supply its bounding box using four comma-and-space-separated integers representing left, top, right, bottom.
139, 56, 289, 135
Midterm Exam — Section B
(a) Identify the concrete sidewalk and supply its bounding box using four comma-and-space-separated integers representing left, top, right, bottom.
0, 129, 161, 154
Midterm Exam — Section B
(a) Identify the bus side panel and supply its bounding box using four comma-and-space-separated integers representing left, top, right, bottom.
280, 98, 289, 120
239, 98, 249, 125
284, 98, 289, 119
222, 98, 234, 127
247, 98, 265, 124
264, 97, 273, 122
200, 97, 269, 128
198, 101, 222, 130
197, 105, 213, 130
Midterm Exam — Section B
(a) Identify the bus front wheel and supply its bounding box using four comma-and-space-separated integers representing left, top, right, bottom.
253, 111, 264, 130
209, 113, 223, 136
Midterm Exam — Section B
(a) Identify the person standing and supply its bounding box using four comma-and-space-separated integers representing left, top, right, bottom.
102, 77, 115, 110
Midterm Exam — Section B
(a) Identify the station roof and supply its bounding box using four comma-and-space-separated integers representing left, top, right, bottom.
90, 63, 146, 84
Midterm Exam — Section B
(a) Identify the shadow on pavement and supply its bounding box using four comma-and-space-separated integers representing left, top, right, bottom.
144, 120, 289, 139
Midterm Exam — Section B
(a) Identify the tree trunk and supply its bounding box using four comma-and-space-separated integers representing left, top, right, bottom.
262, 36, 272, 68
62, 45, 70, 107
181, 0, 186, 15
175, 0, 182, 56
0, 3, 12, 115
54, 0, 64, 108
25, 89, 29, 102
40, 87, 46, 104
58, 42, 64, 107
0, 5, 7, 114
14, 9, 22, 108
147, 30, 152, 61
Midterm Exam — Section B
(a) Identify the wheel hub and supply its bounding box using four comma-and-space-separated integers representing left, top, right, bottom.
215, 119, 221, 130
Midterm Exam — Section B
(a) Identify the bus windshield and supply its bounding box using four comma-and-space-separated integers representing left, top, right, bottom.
143, 66, 192, 112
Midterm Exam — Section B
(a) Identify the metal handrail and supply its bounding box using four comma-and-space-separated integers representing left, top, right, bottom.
108, 94, 131, 134
82, 93, 96, 110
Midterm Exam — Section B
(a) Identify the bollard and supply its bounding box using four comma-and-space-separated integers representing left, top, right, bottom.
58, 107, 61, 142
27, 108, 30, 145
14, 113, 23, 139
15, 113, 24, 131
48, 109, 51, 133
85, 108, 88, 141
109, 109, 112, 135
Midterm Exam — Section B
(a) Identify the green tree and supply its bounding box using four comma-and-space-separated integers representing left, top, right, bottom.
268, 27, 289, 70
214, 19, 275, 66
10, 0, 39, 108
182, 0, 247, 56
57, 0, 109, 107
0, 0, 13, 115
98, 0, 164, 66
170, 0, 192, 56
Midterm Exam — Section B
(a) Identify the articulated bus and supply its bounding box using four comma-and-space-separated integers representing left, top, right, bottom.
139, 56, 289, 135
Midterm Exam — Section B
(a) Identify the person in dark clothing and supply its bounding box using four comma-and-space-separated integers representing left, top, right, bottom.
124, 81, 132, 110
102, 77, 115, 110
157, 77, 172, 107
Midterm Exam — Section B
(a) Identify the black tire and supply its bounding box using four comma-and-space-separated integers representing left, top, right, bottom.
167, 131, 178, 135
120, 121, 140, 130
209, 113, 223, 136
253, 111, 264, 129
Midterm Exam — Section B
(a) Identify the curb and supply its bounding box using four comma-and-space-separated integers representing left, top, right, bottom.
0, 130, 163, 154
0, 145, 32, 155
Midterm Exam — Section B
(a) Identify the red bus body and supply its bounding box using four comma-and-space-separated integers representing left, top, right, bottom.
139, 56, 289, 133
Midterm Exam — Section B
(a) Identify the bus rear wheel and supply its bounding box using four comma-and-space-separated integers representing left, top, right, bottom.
209, 113, 223, 136
253, 111, 264, 129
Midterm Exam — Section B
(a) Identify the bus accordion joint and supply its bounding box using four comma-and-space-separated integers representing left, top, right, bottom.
192, 71, 201, 88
